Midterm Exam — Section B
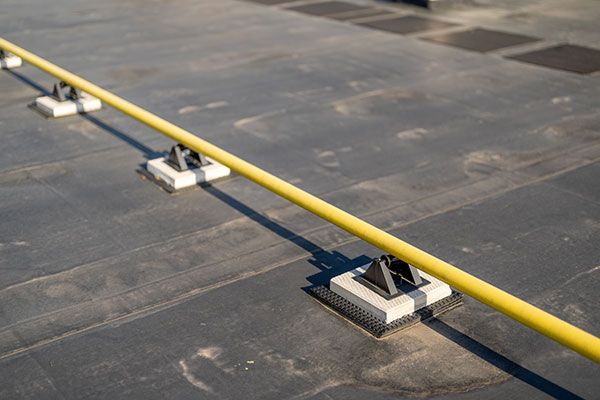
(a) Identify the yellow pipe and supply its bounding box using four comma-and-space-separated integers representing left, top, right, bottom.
2, 37, 599, 363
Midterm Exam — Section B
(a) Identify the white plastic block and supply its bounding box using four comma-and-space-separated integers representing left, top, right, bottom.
0, 54, 22, 69
330, 263, 452, 323
34, 93, 102, 118
146, 157, 230, 190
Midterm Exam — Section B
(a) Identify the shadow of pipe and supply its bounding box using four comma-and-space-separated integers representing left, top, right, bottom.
203, 184, 371, 285
6, 69, 52, 95
80, 113, 163, 159
6, 69, 162, 160
425, 318, 584, 399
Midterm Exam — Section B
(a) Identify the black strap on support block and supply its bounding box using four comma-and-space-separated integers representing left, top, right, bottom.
166, 144, 210, 172
362, 254, 423, 296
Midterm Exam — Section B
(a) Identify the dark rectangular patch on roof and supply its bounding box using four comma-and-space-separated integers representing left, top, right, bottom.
506, 44, 600, 74
356, 15, 458, 35
422, 28, 540, 53
288, 1, 371, 16
326, 9, 396, 21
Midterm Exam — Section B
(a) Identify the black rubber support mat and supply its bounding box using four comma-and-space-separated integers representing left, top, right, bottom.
506, 44, 600, 74
422, 28, 540, 53
288, 1, 371, 16
356, 15, 458, 35
309, 285, 464, 338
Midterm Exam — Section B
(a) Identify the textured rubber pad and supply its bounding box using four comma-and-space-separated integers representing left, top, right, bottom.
309, 285, 463, 337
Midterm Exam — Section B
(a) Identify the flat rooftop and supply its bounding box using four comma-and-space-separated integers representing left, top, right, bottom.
1, 0, 599, 398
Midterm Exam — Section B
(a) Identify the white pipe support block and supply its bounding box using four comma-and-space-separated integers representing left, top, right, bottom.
330, 263, 453, 324
146, 157, 230, 190
0, 54, 22, 69
34, 93, 102, 118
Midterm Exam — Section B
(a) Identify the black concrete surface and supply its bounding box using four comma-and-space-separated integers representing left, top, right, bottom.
0, 0, 599, 398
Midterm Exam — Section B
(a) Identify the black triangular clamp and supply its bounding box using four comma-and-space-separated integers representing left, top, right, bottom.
52, 83, 66, 101
166, 144, 210, 172
386, 255, 423, 286
51, 81, 81, 102
363, 257, 398, 296
166, 144, 188, 172
362, 254, 423, 296
186, 148, 209, 169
